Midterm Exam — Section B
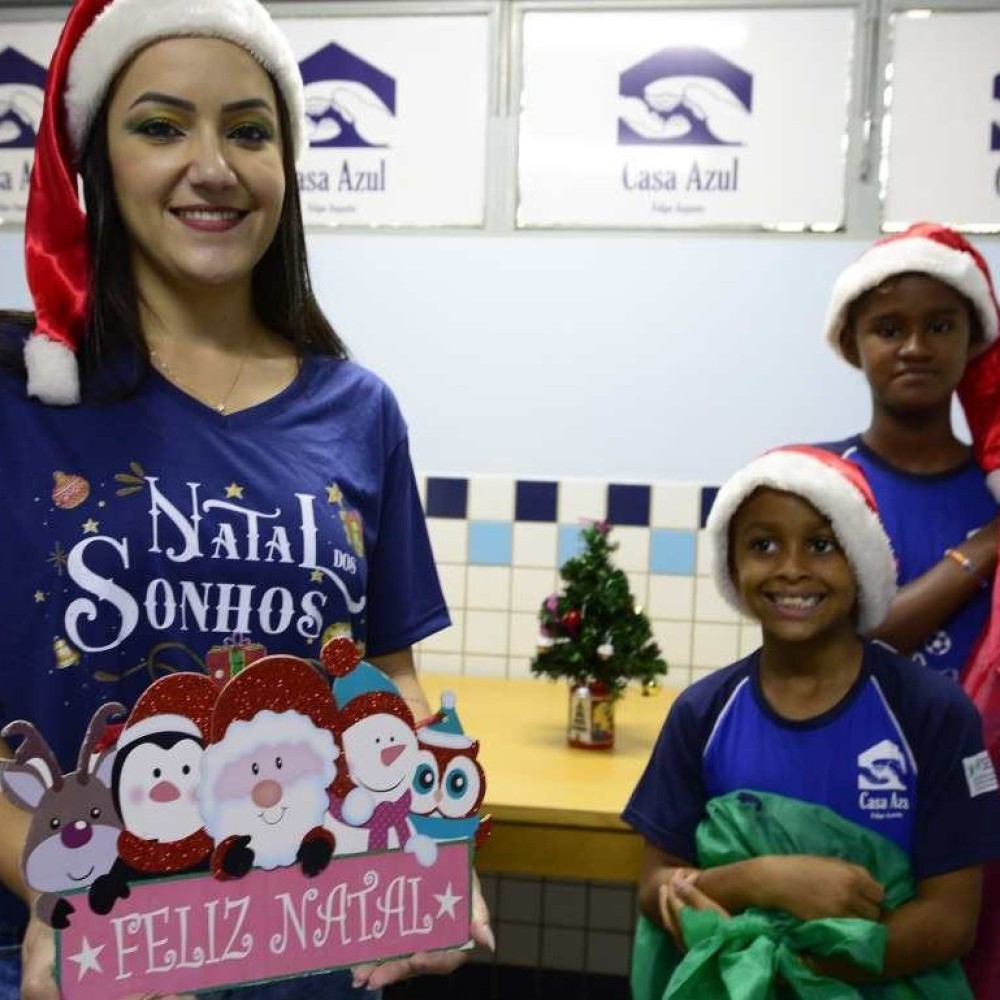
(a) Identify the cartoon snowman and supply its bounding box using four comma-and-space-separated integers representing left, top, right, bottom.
321, 638, 436, 866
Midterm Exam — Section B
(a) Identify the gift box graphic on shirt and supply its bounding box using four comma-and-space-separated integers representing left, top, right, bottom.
204, 633, 267, 686
0, 638, 488, 997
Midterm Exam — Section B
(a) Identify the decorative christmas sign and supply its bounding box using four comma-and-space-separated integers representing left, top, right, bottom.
0, 638, 488, 996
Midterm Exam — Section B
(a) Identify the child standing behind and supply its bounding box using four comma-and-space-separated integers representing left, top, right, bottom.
624, 447, 1000, 999
821, 223, 999, 680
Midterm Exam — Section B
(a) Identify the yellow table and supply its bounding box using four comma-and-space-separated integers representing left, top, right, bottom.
419, 674, 676, 884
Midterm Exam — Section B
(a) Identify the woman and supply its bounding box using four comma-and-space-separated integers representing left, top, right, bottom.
0, 0, 491, 997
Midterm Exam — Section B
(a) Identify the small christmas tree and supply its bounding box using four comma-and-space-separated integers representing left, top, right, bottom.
531, 520, 667, 698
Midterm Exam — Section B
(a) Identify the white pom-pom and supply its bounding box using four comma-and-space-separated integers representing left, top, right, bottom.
25, 334, 80, 405
441, 690, 456, 711
404, 832, 438, 868
341, 787, 375, 827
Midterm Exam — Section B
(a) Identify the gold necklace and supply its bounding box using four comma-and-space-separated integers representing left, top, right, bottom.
149, 345, 249, 414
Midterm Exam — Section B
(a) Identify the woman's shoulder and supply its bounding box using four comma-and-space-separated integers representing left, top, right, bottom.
305, 354, 403, 410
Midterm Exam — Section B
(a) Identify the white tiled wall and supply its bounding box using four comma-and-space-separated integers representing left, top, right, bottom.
414, 474, 762, 693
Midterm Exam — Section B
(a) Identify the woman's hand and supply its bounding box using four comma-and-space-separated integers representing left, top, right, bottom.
350, 875, 494, 991
658, 869, 730, 950
20, 914, 58, 1000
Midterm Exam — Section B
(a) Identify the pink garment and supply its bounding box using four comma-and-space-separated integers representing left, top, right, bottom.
367, 791, 412, 851
960, 579, 1000, 999
328, 788, 413, 850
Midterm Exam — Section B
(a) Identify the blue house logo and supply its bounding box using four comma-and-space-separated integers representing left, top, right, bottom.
0, 47, 46, 149
992, 72, 999, 152
299, 42, 396, 149
618, 47, 752, 147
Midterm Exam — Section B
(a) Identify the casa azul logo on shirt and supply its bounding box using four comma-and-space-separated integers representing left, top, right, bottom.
618, 47, 751, 203
857, 738, 911, 817
296, 42, 395, 198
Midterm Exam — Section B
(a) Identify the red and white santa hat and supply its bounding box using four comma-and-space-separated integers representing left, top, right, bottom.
706, 446, 897, 634
202, 656, 339, 792
825, 222, 1000, 361
117, 672, 219, 753
24, 0, 305, 406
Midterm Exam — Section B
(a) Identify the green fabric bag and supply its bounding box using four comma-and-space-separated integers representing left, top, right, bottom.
630, 790, 972, 1000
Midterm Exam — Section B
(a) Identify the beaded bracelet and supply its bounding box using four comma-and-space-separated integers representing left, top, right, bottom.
944, 547, 989, 588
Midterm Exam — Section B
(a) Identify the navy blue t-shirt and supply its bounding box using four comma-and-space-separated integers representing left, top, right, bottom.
0, 326, 449, 938
821, 435, 995, 680
624, 641, 1000, 881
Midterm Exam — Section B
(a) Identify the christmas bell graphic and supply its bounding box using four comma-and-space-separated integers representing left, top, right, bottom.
53, 635, 80, 669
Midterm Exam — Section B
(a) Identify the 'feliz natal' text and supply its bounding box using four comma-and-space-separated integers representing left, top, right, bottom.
58, 842, 472, 997
64, 478, 364, 652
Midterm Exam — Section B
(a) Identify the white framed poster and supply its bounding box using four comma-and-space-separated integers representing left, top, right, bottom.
516, 7, 855, 229
0, 20, 60, 225
276, 14, 492, 227
882, 10, 1000, 232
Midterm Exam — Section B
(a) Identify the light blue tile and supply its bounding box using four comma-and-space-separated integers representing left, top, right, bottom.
650, 529, 696, 575
468, 521, 513, 566
558, 524, 586, 566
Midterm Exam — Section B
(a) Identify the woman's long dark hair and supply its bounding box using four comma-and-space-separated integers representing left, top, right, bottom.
2, 68, 348, 396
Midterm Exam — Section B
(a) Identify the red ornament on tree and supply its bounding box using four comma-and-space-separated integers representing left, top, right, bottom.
561, 609, 582, 633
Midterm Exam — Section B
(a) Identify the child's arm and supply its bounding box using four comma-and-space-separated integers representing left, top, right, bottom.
867, 518, 997, 654
639, 842, 884, 928
806, 864, 981, 981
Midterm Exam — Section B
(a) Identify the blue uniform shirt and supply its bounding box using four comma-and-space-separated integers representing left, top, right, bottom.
822, 435, 995, 680
624, 641, 1000, 881
0, 325, 449, 940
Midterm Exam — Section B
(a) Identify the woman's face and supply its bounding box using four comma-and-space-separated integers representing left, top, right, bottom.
106, 37, 286, 299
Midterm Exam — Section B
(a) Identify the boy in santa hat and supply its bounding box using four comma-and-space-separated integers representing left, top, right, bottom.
820, 222, 1000, 682
625, 446, 1000, 998
819, 226, 1000, 995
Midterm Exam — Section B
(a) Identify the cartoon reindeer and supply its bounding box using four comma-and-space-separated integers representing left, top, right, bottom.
0, 702, 124, 928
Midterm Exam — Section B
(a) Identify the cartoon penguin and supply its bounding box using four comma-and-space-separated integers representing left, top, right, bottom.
321, 638, 436, 866
410, 690, 489, 847
88, 672, 218, 915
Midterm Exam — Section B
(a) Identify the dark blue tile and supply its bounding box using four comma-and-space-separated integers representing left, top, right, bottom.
515, 480, 558, 522
700, 486, 720, 528
425, 477, 468, 519
607, 484, 650, 527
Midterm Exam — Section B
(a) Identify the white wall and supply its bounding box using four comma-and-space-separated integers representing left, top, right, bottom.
3, 229, 996, 483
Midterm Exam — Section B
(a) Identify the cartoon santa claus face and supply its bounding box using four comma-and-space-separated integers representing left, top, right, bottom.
200, 657, 341, 875
201, 710, 337, 870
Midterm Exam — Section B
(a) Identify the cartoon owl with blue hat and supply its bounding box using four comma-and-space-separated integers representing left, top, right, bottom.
409, 691, 487, 845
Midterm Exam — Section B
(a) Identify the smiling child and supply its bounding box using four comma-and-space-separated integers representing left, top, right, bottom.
624, 446, 1000, 998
